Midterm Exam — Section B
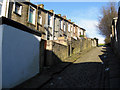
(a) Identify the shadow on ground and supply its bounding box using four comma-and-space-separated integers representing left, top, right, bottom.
99, 46, 120, 88
13, 46, 120, 88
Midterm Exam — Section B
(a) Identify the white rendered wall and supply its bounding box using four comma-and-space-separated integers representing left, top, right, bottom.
2, 24, 41, 88
0, 25, 3, 89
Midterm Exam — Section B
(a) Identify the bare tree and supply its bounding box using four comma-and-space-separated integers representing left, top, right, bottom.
98, 2, 118, 44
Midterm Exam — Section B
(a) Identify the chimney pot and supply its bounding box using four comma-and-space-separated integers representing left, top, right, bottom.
68, 19, 71, 22
38, 4, 44, 9
58, 14, 61, 17
62, 16, 67, 19
49, 10, 54, 13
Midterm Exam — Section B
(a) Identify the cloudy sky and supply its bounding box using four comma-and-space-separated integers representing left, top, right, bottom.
31, 1, 119, 44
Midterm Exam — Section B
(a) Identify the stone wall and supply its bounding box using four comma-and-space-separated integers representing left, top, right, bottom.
8, 2, 47, 40
71, 38, 96, 55
111, 7, 120, 57
45, 40, 68, 66
45, 38, 98, 66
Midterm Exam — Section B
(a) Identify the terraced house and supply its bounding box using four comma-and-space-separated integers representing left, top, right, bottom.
1, 0, 97, 88
0, 0, 86, 41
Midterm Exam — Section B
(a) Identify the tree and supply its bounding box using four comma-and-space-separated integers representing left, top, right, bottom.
98, 2, 118, 44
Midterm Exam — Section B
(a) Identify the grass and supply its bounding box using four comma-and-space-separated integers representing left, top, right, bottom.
98, 43, 105, 46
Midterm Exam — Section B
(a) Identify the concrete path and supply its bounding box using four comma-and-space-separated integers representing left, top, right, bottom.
41, 47, 106, 88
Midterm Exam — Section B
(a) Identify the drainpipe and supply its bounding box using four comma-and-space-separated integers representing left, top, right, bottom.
35, 5, 38, 30
52, 12, 55, 40
5, 0, 9, 18
2, 0, 7, 17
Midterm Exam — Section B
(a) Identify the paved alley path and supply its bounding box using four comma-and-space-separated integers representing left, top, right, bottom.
41, 47, 106, 88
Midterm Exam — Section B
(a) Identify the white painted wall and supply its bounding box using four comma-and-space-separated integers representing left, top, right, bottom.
2, 24, 41, 88
0, 25, 3, 89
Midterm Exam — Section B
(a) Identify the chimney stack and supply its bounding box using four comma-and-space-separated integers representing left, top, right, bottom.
68, 19, 71, 22
58, 14, 61, 17
49, 10, 54, 13
38, 4, 44, 9
62, 16, 67, 19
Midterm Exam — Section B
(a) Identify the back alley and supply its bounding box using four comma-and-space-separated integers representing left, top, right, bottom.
40, 46, 120, 88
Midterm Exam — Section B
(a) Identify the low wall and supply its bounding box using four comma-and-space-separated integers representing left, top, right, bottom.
45, 38, 98, 66
45, 41, 68, 66
2, 24, 41, 88
71, 38, 97, 55
52, 42, 68, 62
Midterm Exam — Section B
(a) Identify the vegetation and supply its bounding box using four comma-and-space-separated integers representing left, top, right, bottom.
98, 2, 118, 44
80, 35, 84, 37
98, 43, 105, 46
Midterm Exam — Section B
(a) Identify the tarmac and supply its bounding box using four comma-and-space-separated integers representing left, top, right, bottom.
13, 46, 120, 89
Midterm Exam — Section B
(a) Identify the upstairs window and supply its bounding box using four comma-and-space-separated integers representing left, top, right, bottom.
0, 4, 2, 16
60, 20, 63, 30
28, 6, 36, 25
13, 2, 22, 16
0, 0, 3, 16
73, 27, 75, 33
64, 23, 66, 31
48, 14, 52, 27
38, 11, 42, 25
68, 23, 70, 32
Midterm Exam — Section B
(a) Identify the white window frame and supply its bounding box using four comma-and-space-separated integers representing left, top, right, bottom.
78, 28, 80, 36
50, 15, 52, 27
68, 23, 70, 32
61, 20, 63, 30
71, 25, 73, 32
13, 2, 22, 16
0, 0, 3, 17
64, 23, 66, 31
38, 14, 42, 25
28, 5, 36, 25
81, 29, 83, 35
74, 27, 75, 33
48, 14, 52, 27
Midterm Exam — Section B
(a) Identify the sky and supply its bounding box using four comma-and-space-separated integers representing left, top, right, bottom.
31, 1, 119, 44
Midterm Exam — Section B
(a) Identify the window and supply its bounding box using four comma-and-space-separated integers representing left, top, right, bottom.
38, 11, 42, 25
59, 20, 61, 29
60, 20, 63, 30
74, 27, 75, 33
0, 4, 2, 16
28, 6, 36, 24
68, 23, 70, 32
64, 23, 66, 31
48, 14, 52, 27
0, 0, 3, 16
14, 2, 22, 15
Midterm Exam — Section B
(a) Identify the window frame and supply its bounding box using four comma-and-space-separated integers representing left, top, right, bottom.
0, 1, 3, 17
68, 23, 71, 32
74, 27, 75, 33
28, 5, 36, 25
13, 2, 22, 16
38, 14, 42, 25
